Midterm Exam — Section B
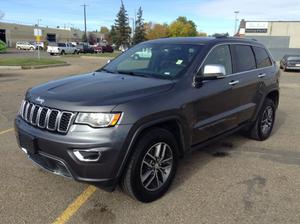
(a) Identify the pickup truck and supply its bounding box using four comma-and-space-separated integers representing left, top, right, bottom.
47, 43, 78, 55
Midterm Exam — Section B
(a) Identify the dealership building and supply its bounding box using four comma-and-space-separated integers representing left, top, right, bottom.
0, 22, 105, 47
238, 20, 300, 60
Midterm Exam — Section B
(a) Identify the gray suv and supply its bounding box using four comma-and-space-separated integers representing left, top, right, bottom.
15, 37, 280, 202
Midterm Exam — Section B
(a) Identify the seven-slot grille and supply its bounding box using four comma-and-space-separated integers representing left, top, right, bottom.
19, 100, 74, 134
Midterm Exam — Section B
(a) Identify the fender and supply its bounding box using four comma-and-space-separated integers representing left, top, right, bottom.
116, 114, 189, 179
252, 86, 279, 122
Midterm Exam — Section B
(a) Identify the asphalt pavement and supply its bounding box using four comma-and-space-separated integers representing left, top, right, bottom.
1, 58, 300, 224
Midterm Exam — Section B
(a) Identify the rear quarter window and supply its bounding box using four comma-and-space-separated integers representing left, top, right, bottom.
231, 45, 256, 73
253, 47, 272, 68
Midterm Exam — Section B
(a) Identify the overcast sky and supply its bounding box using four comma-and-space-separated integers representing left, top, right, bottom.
1, 0, 300, 35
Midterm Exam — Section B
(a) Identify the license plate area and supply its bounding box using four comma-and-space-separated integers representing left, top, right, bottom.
19, 132, 37, 155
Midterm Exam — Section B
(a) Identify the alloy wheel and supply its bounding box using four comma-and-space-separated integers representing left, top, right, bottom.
140, 142, 173, 191
261, 106, 274, 135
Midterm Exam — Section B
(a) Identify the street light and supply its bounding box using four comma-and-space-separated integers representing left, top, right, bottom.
130, 17, 135, 38
37, 18, 42, 27
234, 11, 239, 35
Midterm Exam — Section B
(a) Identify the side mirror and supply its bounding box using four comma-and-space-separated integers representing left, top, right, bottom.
202, 64, 226, 80
193, 64, 226, 88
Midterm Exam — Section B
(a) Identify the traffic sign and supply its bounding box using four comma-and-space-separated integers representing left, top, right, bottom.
34, 28, 42, 36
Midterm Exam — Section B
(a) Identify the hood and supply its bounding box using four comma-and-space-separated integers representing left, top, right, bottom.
26, 72, 174, 112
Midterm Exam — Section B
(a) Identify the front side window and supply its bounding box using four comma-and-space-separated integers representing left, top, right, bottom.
231, 45, 256, 73
201, 45, 232, 75
102, 43, 203, 79
253, 47, 272, 68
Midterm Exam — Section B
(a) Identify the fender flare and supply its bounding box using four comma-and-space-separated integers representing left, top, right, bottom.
116, 115, 188, 179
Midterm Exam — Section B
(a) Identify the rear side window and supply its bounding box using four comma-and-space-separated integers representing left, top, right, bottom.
253, 47, 272, 68
58, 43, 66, 47
231, 45, 256, 73
202, 45, 232, 75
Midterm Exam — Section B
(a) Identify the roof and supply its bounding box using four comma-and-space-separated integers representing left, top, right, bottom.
144, 37, 263, 46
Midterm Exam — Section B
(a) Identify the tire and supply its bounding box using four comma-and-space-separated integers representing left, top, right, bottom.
60, 50, 65, 55
121, 128, 178, 202
30, 47, 34, 51
247, 98, 276, 141
50, 53, 54, 56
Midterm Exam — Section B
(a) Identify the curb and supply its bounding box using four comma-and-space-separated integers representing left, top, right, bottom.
0, 66, 22, 70
21, 63, 70, 69
0, 63, 69, 70
80, 56, 114, 59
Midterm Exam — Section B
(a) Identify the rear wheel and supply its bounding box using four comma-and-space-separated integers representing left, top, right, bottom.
121, 128, 178, 202
247, 98, 276, 141
60, 50, 65, 55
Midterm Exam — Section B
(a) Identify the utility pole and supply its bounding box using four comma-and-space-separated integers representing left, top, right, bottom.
81, 4, 88, 42
234, 11, 240, 35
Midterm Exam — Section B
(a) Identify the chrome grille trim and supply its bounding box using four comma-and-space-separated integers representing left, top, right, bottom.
57, 112, 74, 133
20, 100, 74, 134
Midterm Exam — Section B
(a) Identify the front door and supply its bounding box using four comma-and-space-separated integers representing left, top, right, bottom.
191, 44, 243, 145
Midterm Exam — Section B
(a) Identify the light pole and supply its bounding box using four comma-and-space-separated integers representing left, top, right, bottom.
234, 11, 240, 35
130, 17, 135, 39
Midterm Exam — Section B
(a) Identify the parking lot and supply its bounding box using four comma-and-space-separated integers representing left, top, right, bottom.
1, 57, 300, 224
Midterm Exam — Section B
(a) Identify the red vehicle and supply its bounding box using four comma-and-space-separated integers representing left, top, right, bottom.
93, 44, 114, 53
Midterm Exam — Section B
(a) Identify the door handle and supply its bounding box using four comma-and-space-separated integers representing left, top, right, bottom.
258, 73, 266, 78
229, 80, 240, 86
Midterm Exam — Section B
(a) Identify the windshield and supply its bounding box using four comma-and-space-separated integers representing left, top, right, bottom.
101, 43, 203, 79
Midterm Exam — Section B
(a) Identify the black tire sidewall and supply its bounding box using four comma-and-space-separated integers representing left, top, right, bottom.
129, 129, 178, 202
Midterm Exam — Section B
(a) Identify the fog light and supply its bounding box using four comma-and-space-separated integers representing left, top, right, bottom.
73, 149, 102, 162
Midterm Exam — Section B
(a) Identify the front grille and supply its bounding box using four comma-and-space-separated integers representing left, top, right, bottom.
20, 100, 74, 134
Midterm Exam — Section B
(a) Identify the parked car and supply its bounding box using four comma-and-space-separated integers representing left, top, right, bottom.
16, 41, 36, 50
132, 47, 152, 59
33, 41, 44, 50
15, 37, 280, 202
0, 40, 6, 52
280, 55, 300, 71
76, 43, 95, 54
47, 43, 78, 55
93, 44, 114, 53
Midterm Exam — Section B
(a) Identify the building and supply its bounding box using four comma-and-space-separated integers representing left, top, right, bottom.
0, 22, 105, 47
238, 20, 300, 60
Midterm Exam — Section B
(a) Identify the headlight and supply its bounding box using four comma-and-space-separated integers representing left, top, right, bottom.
75, 112, 122, 128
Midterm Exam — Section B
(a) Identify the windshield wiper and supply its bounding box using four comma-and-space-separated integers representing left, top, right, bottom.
117, 70, 149, 78
97, 68, 116, 74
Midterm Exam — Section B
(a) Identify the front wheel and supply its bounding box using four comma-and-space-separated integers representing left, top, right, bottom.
247, 98, 276, 141
121, 128, 178, 202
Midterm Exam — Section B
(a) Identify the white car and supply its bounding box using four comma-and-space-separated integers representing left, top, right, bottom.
16, 41, 36, 50
47, 43, 77, 55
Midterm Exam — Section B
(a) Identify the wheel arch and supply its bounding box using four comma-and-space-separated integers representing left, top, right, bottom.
116, 116, 188, 180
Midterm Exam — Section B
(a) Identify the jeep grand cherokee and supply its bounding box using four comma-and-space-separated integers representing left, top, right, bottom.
15, 37, 280, 202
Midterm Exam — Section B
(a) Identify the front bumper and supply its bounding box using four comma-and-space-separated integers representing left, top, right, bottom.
286, 66, 300, 70
15, 116, 132, 191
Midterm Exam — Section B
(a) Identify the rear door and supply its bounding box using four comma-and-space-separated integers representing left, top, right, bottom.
230, 44, 272, 123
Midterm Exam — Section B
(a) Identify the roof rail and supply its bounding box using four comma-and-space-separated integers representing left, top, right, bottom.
214, 34, 228, 38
